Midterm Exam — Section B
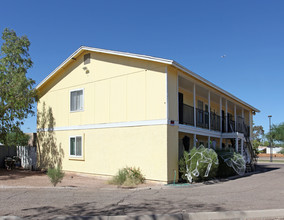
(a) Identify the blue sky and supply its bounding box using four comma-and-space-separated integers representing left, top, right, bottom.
1, 0, 283, 134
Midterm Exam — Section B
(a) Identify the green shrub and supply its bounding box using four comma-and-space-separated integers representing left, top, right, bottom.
279, 148, 284, 155
110, 167, 145, 187
179, 145, 219, 183
47, 166, 65, 187
216, 150, 236, 177
216, 150, 246, 177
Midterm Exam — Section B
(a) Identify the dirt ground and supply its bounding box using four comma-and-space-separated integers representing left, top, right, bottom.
258, 153, 284, 158
0, 168, 161, 189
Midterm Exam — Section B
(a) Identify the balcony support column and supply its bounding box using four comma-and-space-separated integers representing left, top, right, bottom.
242, 108, 244, 133
249, 111, 252, 138
220, 97, 222, 132
234, 104, 237, 132
235, 137, 238, 152
208, 136, 210, 148
225, 100, 228, 132
241, 138, 244, 155
208, 90, 211, 130
193, 83, 196, 127
194, 133, 197, 147
220, 137, 223, 149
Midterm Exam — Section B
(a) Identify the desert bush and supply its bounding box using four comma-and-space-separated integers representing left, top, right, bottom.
216, 150, 236, 177
179, 145, 219, 183
216, 150, 246, 177
110, 167, 145, 187
47, 166, 65, 187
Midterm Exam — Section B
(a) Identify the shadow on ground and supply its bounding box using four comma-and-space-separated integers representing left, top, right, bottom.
201, 163, 282, 185
0, 168, 45, 181
255, 163, 281, 173
21, 200, 226, 219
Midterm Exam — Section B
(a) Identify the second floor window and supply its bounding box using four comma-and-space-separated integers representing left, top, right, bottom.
70, 89, 84, 112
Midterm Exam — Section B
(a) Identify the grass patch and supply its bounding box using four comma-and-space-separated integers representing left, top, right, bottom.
258, 160, 284, 163
109, 167, 145, 187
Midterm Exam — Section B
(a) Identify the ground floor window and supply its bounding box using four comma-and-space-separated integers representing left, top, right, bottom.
70, 136, 82, 157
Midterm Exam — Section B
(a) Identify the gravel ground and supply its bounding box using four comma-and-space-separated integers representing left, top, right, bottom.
0, 168, 161, 189
1, 163, 284, 219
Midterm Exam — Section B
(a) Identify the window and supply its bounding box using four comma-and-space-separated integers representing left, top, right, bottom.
70, 136, 82, 157
70, 89, 83, 112
84, 53, 90, 65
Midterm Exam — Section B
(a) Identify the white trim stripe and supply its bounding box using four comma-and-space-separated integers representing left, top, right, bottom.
38, 119, 168, 132
179, 124, 245, 139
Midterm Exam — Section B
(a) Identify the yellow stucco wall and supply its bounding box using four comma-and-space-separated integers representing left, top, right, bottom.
177, 71, 252, 119
178, 88, 222, 114
37, 51, 171, 182
179, 132, 195, 149
167, 125, 178, 182
37, 125, 168, 182
167, 66, 178, 121
37, 52, 167, 127
179, 88, 194, 106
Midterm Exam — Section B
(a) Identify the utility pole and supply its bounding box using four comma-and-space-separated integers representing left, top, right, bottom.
268, 115, 272, 162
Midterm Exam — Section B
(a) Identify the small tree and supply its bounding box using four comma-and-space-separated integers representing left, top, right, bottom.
252, 125, 265, 150
0, 28, 37, 145
47, 166, 65, 187
268, 123, 284, 147
6, 128, 30, 146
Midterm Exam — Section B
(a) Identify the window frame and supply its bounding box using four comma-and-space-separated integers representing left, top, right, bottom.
70, 88, 84, 112
69, 136, 83, 158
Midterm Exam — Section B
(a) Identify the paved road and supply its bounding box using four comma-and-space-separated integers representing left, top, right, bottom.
258, 156, 284, 161
1, 163, 284, 219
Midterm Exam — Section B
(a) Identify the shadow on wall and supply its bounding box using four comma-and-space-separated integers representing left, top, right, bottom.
37, 102, 64, 169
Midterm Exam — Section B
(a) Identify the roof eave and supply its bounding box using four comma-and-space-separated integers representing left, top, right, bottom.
36, 46, 173, 91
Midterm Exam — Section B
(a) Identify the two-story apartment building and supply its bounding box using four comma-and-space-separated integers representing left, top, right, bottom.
36, 46, 259, 183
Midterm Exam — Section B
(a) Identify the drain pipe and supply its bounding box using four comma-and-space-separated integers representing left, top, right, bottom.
173, 170, 176, 185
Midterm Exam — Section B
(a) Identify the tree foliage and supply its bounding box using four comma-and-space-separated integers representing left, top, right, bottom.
6, 129, 30, 146
252, 125, 264, 142
268, 123, 284, 146
252, 125, 265, 150
0, 28, 36, 145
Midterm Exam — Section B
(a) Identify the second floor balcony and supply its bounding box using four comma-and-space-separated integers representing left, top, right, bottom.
179, 103, 250, 137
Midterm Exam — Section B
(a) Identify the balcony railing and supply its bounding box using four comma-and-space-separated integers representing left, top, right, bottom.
180, 104, 220, 131
182, 104, 194, 126
227, 115, 250, 135
210, 112, 221, 131
179, 103, 250, 135
196, 109, 209, 129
